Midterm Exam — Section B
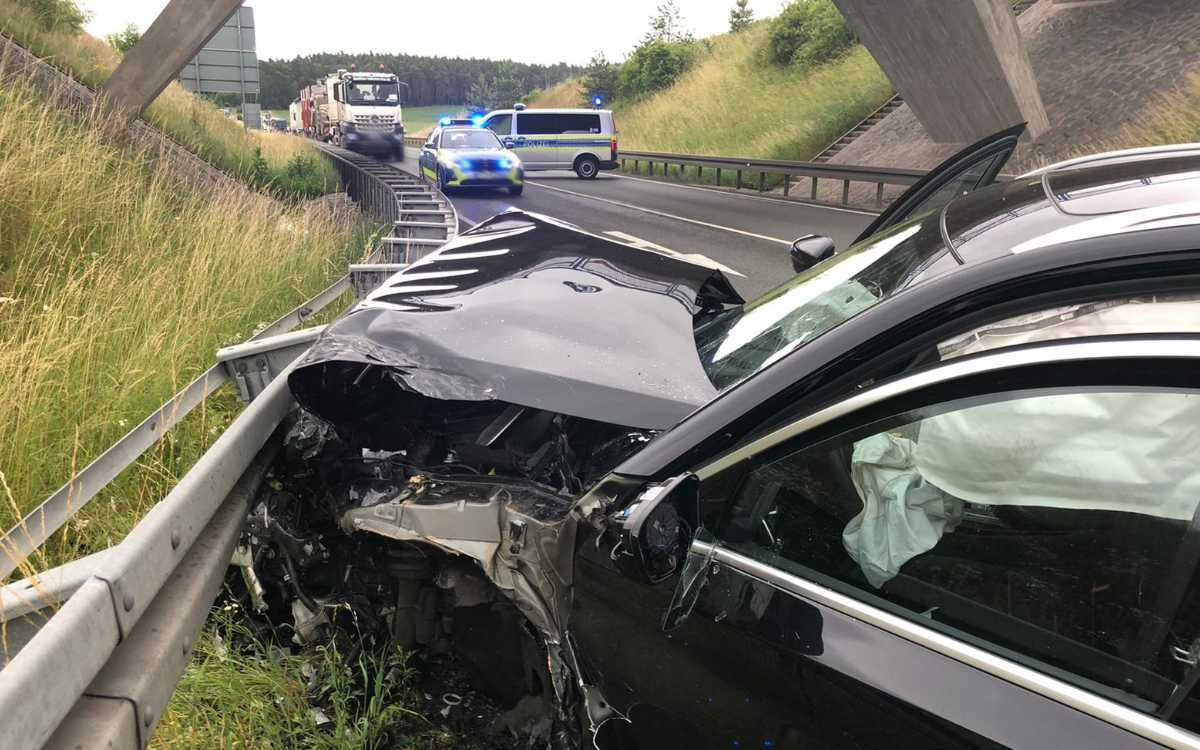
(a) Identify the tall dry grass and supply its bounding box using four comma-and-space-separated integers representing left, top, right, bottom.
0, 0, 337, 198
0, 81, 369, 573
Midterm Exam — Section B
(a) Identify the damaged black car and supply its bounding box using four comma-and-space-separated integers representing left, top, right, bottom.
239, 134, 1200, 750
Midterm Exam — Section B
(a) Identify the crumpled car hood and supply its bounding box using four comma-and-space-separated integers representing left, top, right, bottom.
289, 210, 742, 431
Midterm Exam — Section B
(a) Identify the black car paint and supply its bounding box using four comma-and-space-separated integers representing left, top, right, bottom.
289, 212, 742, 433
283, 136, 1200, 748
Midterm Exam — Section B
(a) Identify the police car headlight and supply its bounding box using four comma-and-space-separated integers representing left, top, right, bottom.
498, 157, 515, 169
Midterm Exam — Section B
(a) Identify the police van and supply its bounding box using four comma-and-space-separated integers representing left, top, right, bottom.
479, 104, 617, 179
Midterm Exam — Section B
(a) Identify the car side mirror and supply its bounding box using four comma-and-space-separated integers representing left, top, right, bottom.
610, 474, 697, 584
790, 234, 836, 273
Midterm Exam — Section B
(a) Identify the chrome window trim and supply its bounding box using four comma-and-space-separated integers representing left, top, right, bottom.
707, 543, 1200, 750
1020, 143, 1200, 179
697, 338, 1200, 480
691, 337, 1200, 747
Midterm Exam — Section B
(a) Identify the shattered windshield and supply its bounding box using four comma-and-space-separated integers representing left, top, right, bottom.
695, 215, 952, 391
345, 80, 400, 105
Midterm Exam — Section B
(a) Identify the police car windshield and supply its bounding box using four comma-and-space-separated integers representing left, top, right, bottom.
442, 130, 503, 150
346, 81, 400, 106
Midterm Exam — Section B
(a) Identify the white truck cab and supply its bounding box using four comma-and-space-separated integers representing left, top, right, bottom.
480, 104, 618, 178
325, 68, 406, 158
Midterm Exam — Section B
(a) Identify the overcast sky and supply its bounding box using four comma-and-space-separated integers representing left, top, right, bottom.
80, 1, 785, 65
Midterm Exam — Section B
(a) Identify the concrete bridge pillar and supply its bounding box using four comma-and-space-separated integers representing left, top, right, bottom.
832, 0, 1049, 142
100, 0, 245, 118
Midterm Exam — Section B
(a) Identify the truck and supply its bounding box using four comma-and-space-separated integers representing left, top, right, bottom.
288, 98, 303, 134
304, 66, 406, 159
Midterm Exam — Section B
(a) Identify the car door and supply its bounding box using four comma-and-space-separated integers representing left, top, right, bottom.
512, 111, 564, 169
572, 337, 1200, 750
854, 123, 1026, 245
419, 128, 440, 181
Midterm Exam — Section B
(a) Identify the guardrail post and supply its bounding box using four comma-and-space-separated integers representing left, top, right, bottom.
876, 182, 885, 207
842, 179, 850, 205
649, 161, 654, 176
633, 159, 639, 173
697, 165, 702, 181
811, 177, 818, 201
715, 167, 721, 186
735, 170, 742, 190
758, 172, 765, 192
783, 175, 791, 197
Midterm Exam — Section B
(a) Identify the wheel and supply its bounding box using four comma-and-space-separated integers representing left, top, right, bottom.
574, 155, 600, 179
437, 166, 451, 193
508, 184, 523, 196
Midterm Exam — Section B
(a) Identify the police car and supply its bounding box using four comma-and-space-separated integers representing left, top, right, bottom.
419, 119, 524, 195
478, 103, 618, 179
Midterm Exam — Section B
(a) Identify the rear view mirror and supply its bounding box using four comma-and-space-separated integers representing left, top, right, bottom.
611, 474, 697, 584
790, 234, 836, 273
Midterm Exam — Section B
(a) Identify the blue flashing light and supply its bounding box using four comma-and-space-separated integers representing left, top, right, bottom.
458, 159, 473, 170
438, 116, 453, 126
471, 115, 486, 127
593, 95, 604, 107
498, 158, 514, 169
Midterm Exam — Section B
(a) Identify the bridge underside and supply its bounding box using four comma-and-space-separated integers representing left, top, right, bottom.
834, 0, 1049, 142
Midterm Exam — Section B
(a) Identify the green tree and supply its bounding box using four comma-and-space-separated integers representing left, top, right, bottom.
579, 52, 619, 106
644, 0, 693, 44
619, 39, 696, 99
17, 0, 88, 32
768, 0, 855, 68
729, 0, 754, 32
105, 23, 141, 54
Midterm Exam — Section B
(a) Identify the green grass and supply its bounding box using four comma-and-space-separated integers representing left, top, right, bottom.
404, 104, 464, 137
615, 23, 892, 169
0, 80, 372, 576
0, 0, 337, 198
154, 609, 455, 750
1116, 71, 1200, 146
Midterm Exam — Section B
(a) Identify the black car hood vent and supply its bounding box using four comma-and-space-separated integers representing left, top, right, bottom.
289, 211, 742, 431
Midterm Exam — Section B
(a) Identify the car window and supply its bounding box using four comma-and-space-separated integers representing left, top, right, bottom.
516, 112, 602, 135
905, 151, 1009, 221
441, 129, 502, 150
716, 388, 1200, 712
939, 293, 1200, 359
484, 114, 512, 136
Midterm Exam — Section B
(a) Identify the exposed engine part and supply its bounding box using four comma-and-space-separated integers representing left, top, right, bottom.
236, 402, 648, 747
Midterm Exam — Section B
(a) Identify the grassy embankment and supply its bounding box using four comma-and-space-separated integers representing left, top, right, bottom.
529, 23, 893, 189
0, 0, 336, 197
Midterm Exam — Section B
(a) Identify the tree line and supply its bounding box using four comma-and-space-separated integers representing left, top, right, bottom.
259, 54, 581, 109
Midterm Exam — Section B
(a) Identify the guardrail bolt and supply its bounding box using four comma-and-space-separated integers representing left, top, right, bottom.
170, 529, 181, 549
122, 591, 135, 612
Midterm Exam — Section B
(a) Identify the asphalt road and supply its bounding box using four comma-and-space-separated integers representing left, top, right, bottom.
389, 154, 874, 299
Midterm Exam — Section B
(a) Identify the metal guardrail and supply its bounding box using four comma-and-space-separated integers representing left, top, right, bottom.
0, 147, 457, 750
618, 149, 926, 207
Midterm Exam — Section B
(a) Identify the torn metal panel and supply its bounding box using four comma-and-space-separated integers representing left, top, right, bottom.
289, 211, 741, 432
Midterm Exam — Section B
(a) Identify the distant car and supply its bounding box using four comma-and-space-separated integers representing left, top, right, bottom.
418, 123, 524, 195
254, 129, 1200, 750
479, 103, 617, 179
270, 120, 287, 133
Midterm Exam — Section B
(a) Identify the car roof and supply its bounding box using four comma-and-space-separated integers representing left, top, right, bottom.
935, 149, 1200, 266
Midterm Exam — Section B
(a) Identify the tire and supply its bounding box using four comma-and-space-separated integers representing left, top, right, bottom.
437, 166, 451, 194
508, 184, 523, 196
574, 155, 600, 179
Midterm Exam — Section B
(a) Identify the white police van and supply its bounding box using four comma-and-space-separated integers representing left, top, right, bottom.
479, 104, 618, 179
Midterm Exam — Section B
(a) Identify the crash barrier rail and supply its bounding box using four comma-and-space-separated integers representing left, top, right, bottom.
618, 149, 926, 208
0, 148, 456, 750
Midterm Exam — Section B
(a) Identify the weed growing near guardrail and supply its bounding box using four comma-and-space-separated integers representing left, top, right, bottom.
0, 82, 370, 573
155, 609, 451, 749
0, 0, 338, 199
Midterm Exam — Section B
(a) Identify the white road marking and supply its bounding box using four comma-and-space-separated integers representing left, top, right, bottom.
608, 173, 881, 216
526, 180, 793, 245
603, 231, 745, 277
